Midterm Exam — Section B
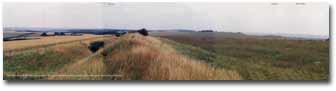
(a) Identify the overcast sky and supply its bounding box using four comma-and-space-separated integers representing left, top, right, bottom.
3, 2, 329, 36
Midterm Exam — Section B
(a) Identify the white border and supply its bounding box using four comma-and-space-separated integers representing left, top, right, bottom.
0, 0, 335, 91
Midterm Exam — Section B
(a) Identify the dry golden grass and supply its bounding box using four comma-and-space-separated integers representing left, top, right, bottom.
4, 34, 106, 52
102, 34, 241, 80
3, 35, 112, 57
47, 54, 106, 80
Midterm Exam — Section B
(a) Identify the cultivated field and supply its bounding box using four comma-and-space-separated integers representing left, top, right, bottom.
4, 34, 106, 52
152, 32, 329, 80
3, 34, 114, 80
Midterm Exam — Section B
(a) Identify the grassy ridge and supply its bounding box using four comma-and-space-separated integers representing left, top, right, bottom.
154, 32, 329, 80
47, 34, 241, 80
100, 34, 241, 80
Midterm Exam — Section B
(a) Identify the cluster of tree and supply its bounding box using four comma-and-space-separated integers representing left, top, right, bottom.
137, 28, 149, 36
54, 32, 66, 36
88, 41, 105, 53
199, 30, 214, 32
40, 32, 66, 36
39, 28, 149, 37
70, 33, 83, 36
115, 30, 127, 37
40, 32, 48, 36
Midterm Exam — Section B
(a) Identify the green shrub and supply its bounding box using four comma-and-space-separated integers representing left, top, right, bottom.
88, 41, 105, 53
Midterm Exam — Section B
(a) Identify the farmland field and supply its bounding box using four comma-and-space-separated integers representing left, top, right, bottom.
3, 32, 329, 80
152, 32, 329, 80
3, 34, 115, 80
4, 34, 107, 52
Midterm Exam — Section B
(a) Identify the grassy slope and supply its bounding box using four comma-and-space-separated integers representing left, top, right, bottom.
100, 34, 241, 80
154, 32, 329, 80
48, 33, 241, 80
47, 37, 118, 80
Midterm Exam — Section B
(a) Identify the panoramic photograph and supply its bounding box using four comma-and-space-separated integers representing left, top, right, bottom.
2, 2, 329, 80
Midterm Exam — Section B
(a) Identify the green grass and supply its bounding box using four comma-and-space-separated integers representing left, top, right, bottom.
4, 51, 72, 80
155, 32, 329, 80
3, 36, 115, 80
3, 43, 92, 80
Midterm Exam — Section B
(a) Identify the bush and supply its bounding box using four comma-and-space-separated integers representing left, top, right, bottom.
88, 41, 105, 53
138, 28, 149, 36
41, 32, 48, 36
